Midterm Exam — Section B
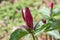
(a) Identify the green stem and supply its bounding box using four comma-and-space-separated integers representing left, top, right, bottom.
50, 8, 53, 16
31, 33, 35, 40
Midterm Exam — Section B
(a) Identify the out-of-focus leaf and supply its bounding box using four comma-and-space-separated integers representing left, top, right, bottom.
47, 30, 60, 39
45, 20, 60, 31
52, 7, 60, 17
53, 15, 60, 20
9, 29, 29, 40
51, 21, 60, 30
35, 23, 51, 36
38, 7, 50, 19
36, 23, 51, 31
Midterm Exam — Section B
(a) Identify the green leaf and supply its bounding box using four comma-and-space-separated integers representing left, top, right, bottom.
52, 8, 60, 18
38, 7, 50, 19
34, 23, 51, 36
51, 20, 60, 30
45, 20, 60, 31
37, 23, 51, 31
47, 30, 60, 39
9, 29, 29, 40
35, 23, 51, 35
52, 12, 60, 17
53, 15, 60, 20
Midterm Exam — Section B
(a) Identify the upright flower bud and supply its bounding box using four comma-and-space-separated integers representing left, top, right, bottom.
42, 19, 46, 24
22, 7, 33, 29
49, 2, 54, 9
49, 3, 54, 16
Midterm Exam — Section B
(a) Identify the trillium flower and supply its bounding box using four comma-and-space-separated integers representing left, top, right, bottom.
22, 7, 33, 29
49, 2, 54, 9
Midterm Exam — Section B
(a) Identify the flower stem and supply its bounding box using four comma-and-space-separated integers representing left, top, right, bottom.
31, 33, 35, 40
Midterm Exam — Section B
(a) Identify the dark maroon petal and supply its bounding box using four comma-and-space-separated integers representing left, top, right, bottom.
25, 7, 33, 29
22, 10, 25, 21
21, 7, 33, 29
42, 19, 46, 24
49, 3, 54, 9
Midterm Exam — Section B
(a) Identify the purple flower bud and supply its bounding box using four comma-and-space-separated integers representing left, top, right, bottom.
42, 19, 46, 24
49, 3, 54, 9
22, 7, 33, 29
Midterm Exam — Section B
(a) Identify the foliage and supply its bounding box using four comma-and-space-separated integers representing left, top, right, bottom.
0, 0, 60, 40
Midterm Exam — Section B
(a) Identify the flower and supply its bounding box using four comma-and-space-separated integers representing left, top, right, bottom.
22, 7, 33, 29
49, 2, 54, 9
42, 19, 46, 24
